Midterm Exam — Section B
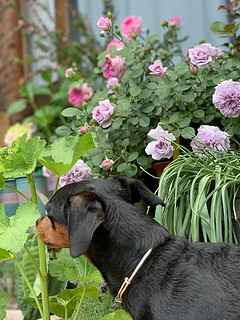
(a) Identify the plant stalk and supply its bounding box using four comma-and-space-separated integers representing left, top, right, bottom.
73, 285, 86, 320
27, 173, 50, 320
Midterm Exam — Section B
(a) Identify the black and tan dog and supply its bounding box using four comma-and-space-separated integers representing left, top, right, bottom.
37, 177, 240, 320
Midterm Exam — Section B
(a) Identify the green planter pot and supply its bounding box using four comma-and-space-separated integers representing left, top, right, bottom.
0, 178, 19, 217
0, 173, 48, 217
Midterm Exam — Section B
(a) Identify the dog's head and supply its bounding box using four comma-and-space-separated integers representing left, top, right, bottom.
37, 177, 164, 258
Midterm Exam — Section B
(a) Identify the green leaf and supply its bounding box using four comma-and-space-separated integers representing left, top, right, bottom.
49, 249, 103, 283
38, 134, 94, 178
158, 84, 171, 99
0, 248, 14, 262
147, 82, 158, 90
41, 70, 52, 83
48, 288, 85, 319
0, 203, 40, 253
128, 152, 139, 162
139, 88, 152, 99
174, 62, 189, 75
0, 135, 46, 179
137, 156, 150, 167
0, 290, 8, 320
139, 116, 150, 127
182, 92, 196, 102
117, 163, 127, 172
168, 113, 180, 124
125, 164, 138, 177
130, 86, 141, 97
0, 174, 5, 191
7, 99, 27, 116
131, 68, 143, 78
61, 107, 82, 117
99, 309, 132, 320
55, 126, 72, 137
178, 117, 191, 128
181, 127, 195, 139
193, 110, 205, 118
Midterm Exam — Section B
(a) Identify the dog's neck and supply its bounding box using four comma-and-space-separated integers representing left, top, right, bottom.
86, 200, 170, 298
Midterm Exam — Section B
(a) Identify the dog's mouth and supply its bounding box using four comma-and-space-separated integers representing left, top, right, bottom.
36, 216, 70, 249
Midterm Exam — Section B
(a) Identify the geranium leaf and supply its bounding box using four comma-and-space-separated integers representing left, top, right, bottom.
49, 249, 103, 283
0, 203, 40, 253
38, 134, 94, 178
0, 135, 46, 179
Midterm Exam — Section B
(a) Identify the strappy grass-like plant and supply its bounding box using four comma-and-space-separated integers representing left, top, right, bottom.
155, 144, 240, 243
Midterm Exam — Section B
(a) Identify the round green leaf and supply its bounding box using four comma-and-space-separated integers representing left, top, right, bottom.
131, 68, 143, 78
178, 117, 191, 128
61, 108, 82, 117
7, 99, 27, 116
128, 152, 139, 162
117, 163, 127, 172
193, 110, 205, 118
125, 164, 138, 177
55, 126, 72, 137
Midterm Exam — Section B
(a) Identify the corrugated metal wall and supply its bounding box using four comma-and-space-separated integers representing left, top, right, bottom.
77, 0, 229, 51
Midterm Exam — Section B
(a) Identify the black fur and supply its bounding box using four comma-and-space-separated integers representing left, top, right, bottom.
45, 177, 240, 320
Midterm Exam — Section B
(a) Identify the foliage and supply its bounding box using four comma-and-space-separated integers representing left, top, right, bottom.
0, 133, 95, 319
53, 1, 240, 179
156, 144, 240, 243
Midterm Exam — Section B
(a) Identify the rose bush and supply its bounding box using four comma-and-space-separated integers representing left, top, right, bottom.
54, 1, 240, 179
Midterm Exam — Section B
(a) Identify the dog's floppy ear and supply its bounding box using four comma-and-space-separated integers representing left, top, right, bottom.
68, 192, 105, 258
118, 177, 165, 207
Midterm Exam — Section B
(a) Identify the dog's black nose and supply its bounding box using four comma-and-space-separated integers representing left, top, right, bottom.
36, 218, 42, 227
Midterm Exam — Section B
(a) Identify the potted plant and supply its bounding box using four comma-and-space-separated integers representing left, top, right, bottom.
155, 127, 240, 243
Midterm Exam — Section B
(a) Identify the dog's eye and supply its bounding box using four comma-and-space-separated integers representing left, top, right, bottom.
48, 216, 56, 229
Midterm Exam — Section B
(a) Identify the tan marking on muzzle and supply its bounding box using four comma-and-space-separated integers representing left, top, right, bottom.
37, 216, 70, 249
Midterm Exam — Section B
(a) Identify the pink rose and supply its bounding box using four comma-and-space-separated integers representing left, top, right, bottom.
59, 160, 91, 187
120, 16, 142, 41
68, 83, 93, 108
107, 77, 119, 93
65, 68, 74, 78
189, 66, 197, 74
168, 16, 181, 26
101, 159, 113, 170
102, 55, 126, 80
79, 126, 88, 135
148, 60, 167, 77
145, 126, 176, 160
107, 39, 125, 51
42, 166, 52, 178
97, 17, 111, 31
189, 43, 221, 69
92, 99, 114, 128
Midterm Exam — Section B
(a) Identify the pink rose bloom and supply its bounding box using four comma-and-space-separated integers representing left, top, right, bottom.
168, 16, 181, 26
121, 16, 142, 41
190, 125, 230, 153
189, 66, 197, 74
107, 39, 125, 51
101, 159, 113, 170
42, 166, 52, 178
97, 17, 111, 31
212, 79, 240, 118
65, 68, 74, 78
102, 55, 126, 80
189, 43, 221, 69
145, 126, 176, 160
59, 159, 91, 187
68, 83, 93, 108
79, 126, 88, 135
106, 77, 119, 93
148, 60, 167, 77
92, 99, 114, 128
